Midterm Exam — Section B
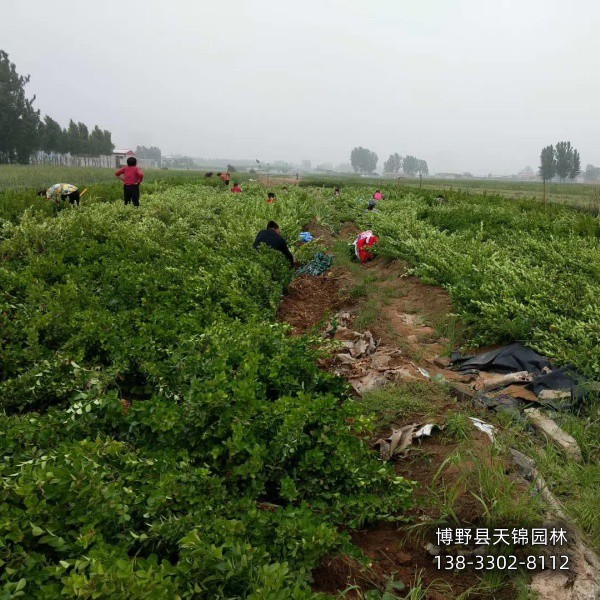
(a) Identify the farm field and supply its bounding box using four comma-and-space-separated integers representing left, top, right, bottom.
366, 189, 600, 377
0, 165, 209, 192
0, 165, 242, 223
1, 169, 599, 598
302, 175, 600, 213
399, 178, 600, 212
0, 179, 415, 598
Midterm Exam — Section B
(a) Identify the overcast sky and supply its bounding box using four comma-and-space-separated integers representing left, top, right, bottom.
3, 0, 599, 174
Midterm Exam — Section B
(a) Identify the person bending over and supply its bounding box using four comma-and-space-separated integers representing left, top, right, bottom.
38, 183, 81, 205
253, 220, 294, 267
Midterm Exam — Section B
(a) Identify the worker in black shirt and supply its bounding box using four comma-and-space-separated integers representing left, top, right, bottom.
253, 221, 294, 267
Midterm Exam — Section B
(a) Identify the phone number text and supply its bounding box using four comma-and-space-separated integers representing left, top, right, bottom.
435, 554, 569, 571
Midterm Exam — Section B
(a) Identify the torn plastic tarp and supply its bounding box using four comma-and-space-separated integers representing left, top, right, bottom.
529, 367, 586, 397
451, 343, 589, 404
469, 417, 495, 442
475, 394, 522, 412
451, 343, 550, 375
374, 423, 440, 460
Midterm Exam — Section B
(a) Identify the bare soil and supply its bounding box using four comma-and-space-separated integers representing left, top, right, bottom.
312, 521, 513, 600
277, 221, 350, 334
275, 223, 522, 598
277, 273, 346, 334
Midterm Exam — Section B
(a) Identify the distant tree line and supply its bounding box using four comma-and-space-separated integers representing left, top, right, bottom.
393, 154, 429, 177
584, 164, 600, 182
136, 145, 162, 166
539, 141, 581, 183
38, 117, 113, 156
383, 153, 402, 174
162, 155, 195, 169
0, 50, 113, 164
272, 160, 293, 173
350, 147, 429, 177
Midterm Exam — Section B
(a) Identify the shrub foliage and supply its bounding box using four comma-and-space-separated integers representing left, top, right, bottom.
0, 185, 411, 598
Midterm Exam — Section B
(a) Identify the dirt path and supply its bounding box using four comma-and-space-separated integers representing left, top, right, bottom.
276, 224, 523, 598
278, 223, 471, 387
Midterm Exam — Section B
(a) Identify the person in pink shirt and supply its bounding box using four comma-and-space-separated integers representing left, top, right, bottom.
115, 157, 144, 206
372, 190, 384, 201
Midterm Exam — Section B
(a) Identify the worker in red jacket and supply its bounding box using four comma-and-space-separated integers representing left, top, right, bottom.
231, 182, 242, 193
354, 230, 379, 263
115, 157, 144, 206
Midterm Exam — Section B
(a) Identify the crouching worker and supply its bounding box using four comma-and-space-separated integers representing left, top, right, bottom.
38, 183, 83, 205
253, 220, 294, 267
354, 230, 379, 263
219, 171, 231, 187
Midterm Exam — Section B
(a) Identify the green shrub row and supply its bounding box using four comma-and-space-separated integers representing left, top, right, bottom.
365, 191, 600, 376
0, 185, 411, 598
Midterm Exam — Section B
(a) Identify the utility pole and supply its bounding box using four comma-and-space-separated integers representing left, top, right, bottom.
543, 178, 546, 210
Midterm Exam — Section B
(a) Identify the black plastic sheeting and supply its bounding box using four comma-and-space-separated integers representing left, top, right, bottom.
530, 367, 592, 402
451, 343, 589, 404
451, 343, 551, 375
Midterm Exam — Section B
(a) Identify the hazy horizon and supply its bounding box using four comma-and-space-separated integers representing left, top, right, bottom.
3, 0, 600, 176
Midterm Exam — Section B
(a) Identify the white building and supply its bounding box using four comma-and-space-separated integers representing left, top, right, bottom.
112, 149, 136, 168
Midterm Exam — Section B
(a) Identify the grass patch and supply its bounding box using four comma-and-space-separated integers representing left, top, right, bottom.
347, 273, 378, 299
423, 444, 544, 529
427, 312, 470, 356
357, 382, 451, 428
444, 413, 472, 441
355, 298, 379, 329
469, 450, 543, 526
